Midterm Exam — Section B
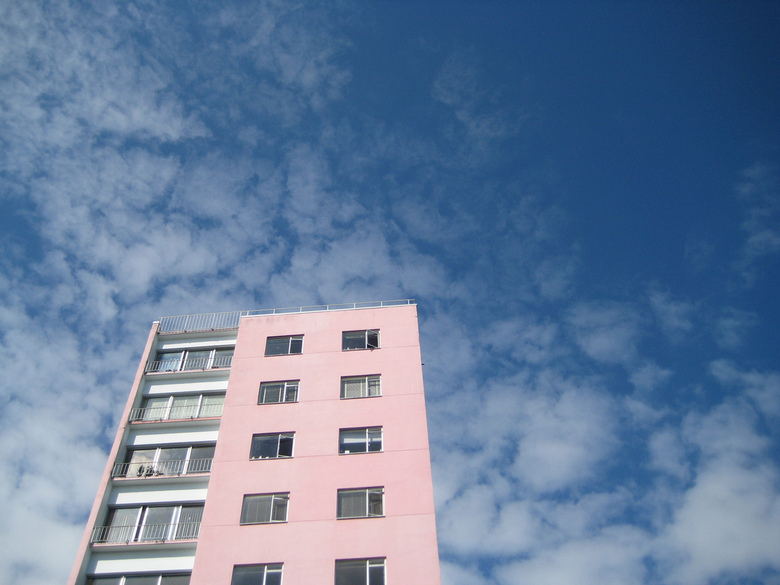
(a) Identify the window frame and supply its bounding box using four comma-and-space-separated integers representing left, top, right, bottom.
258, 380, 299, 404
336, 487, 384, 519
240, 493, 289, 525
334, 558, 386, 585
231, 564, 283, 585
342, 329, 380, 351
340, 375, 381, 399
264, 335, 303, 356
339, 427, 383, 454
249, 432, 295, 460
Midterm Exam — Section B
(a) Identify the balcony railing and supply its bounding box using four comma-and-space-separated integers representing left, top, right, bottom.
112, 458, 213, 478
145, 354, 233, 373
158, 299, 416, 334
91, 522, 200, 544
129, 402, 223, 422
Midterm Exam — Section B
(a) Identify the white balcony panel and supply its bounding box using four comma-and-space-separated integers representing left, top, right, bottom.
157, 337, 236, 351
88, 548, 195, 574
127, 428, 219, 447
109, 484, 208, 506
144, 378, 229, 395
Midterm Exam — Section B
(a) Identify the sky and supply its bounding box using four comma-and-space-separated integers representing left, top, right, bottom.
1, 1, 779, 584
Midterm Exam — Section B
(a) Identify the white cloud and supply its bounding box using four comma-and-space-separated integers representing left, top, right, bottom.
658, 401, 780, 584
509, 373, 620, 493
710, 360, 780, 418
713, 307, 758, 350
648, 426, 690, 481
495, 526, 650, 585
567, 301, 643, 364
630, 361, 673, 394
649, 290, 694, 343
734, 163, 780, 286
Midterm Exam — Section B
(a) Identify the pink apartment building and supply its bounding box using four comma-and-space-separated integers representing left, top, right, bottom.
68, 300, 441, 585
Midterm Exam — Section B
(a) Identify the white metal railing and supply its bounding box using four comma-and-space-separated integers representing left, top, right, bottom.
158, 299, 416, 334
90, 521, 200, 544
129, 402, 224, 422
158, 311, 242, 333
112, 458, 213, 478
145, 354, 233, 373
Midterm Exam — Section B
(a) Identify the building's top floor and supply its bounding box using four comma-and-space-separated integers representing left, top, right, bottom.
156, 300, 416, 335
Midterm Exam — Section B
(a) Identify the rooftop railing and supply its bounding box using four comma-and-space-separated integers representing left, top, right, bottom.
158, 299, 416, 334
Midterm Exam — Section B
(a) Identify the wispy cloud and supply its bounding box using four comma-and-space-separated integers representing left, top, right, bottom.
1, 3, 779, 585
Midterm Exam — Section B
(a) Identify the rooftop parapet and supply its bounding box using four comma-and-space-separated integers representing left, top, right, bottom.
157, 299, 416, 334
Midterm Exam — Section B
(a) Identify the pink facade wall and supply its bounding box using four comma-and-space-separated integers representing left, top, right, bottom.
190, 305, 441, 584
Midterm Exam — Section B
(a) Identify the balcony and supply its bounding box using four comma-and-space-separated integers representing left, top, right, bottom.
129, 397, 224, 423
90, 521, 200, 544
112, 458, 213, 479
145, 353, 233, 373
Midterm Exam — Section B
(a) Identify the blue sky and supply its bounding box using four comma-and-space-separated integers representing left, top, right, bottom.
1, 2, 780, 584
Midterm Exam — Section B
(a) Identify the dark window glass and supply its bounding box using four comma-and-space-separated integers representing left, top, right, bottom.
335, 559, 385, 585
339, 427, 382, 454
161, 576, 191, 585
240, 494, 288, 524
258, 381, 298, 404
337, 488, 384, 518
232, 564, 283, 585
250, 433, 294, 459
342, 330, 380, 351
265, 336, 303, 356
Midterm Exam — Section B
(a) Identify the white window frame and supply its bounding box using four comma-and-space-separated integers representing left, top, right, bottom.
258, 380, 299, 404
337, 487, 384, 519
250, 432, 295, 460
335, 558, 386, 585
231, 564, 284, 585
240, 493, 289, 525
339, 427, 383, 454
264, 335, 303, 356
340, 375, 381, 399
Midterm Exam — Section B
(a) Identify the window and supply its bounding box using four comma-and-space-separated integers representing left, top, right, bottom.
130, 393, 224, 422
92, 505, 203, 543
340, 375, 381, 399
342, 330, 380, 351
264, 335, 303, 356
258, 381, 299, 404
231, 564, 283, 585
335, 558, 385, 585
114, 445, 215, 478
87, 574, 190, 585
337, 488, 384, 519
240, 493, 289, 524
250, 433, 294, 459
339, 427, 382, 454
146, 348, 234, 372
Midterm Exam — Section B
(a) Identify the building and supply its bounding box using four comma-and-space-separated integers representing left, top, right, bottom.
68, 300, 441, 585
